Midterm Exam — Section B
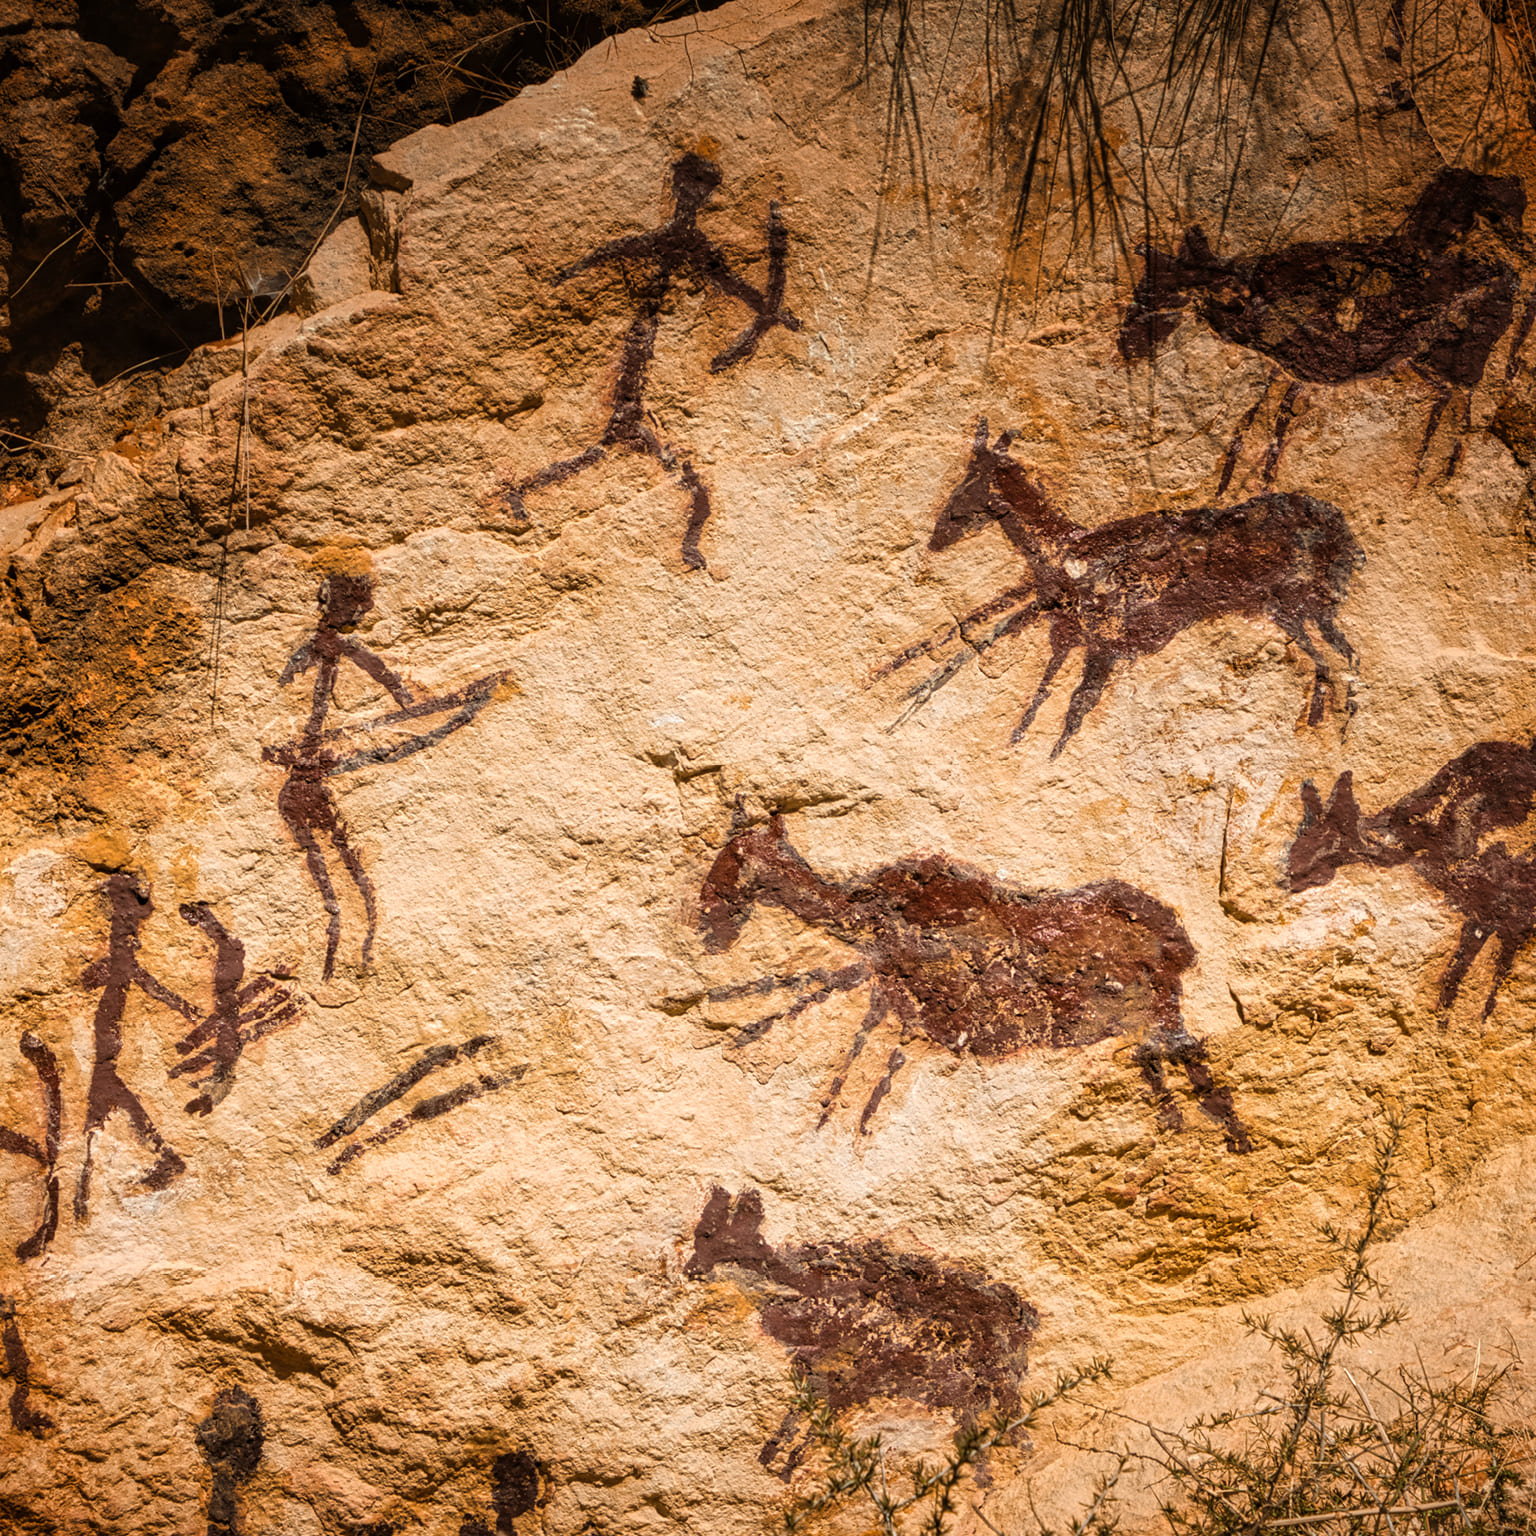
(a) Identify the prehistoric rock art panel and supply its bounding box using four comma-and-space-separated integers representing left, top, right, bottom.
458, 1450, 544, 1536
1119, 169, 1532, 488
76, 873, 195, 1222
1, 1297, 52, 1438
265, 570, 513, 980
315, 1035, 527, 1174
173, 904, 305, 1116
0, 1032, 61, 1259
496, 153, 801, 570
685, 1186, 1038, 1474
195, 1387, 263, 1536
690, 815, 1249, 1148
1287, 740, 1536, 1020
876, 422, 1361, 756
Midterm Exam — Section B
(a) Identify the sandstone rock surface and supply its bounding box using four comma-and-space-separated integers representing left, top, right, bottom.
2, 1, 1536, 1532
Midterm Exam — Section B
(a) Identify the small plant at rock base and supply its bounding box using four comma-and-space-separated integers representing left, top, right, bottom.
782, 1359, 1115, 1536
1138, 1114, 1534, 1536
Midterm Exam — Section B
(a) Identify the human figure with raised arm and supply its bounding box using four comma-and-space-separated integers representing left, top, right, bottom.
265, 562, 513, 980
499, 152, 800, 570
75, 872, 195, 1221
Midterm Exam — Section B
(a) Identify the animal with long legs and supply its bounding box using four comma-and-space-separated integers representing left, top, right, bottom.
874, 422, 1362, 755
688, 814, 1249, 1148
496, 153, 800, 570
264, 568, 512, 980
1287, 740, 1536, 1022
1119, 168, 1533, 489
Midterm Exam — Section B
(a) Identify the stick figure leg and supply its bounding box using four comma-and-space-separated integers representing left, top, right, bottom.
1010, 639, 1075, 744
678, 459, 713, 571
74, 1069, 186, 1221
1480, 926, 1532, 1021
1437, 918, 1493, 1024
1050, 650, 1118, 757
289, 820, 345, 981
326, 817, 379, 972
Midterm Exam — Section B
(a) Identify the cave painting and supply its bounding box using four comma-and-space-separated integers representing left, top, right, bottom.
686, 1186, 1037, 1476
173, 903, 304, 1116
196, 1387, 263, 1536
1287, 740, 1536, 1021
689, 814, 1249, 1149
459, 1450, 545, 1536
264, 568, 513, 980
0, 1032, 61, 1259
496, 152, 801, 571
875, 422, 1361, 756
315, 1034, 527, 1174
75, 872, 196, 1223
1, 1296, 52, 1438
1119, 168, 1532, 488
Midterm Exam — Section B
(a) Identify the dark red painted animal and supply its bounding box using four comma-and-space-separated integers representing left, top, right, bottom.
694, 814, 1249, 1149
1287, 740, 1536, 1022
876, 422, 1361, 756
1119, 168, 1531, 488
685, 1185, 1036, 1474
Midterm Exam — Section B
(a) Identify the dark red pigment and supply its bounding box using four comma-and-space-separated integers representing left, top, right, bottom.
696, 815, 1249, 1149
496, 154, 800, 570
265, 572, 509, 980
0, 1032, 61, 1259
878, 422, 1361, 755
459, 1450, 544, 1536
1287, 740, 1536, 1020
195, 1387, 263, 1536
1, 1296, 52, 1437
173, 905, 304, 1117
75, 873, 194, 1222
686, 1186, 1037, 1472
1119, 169, 1530, 486
315, 1035, 526, 1175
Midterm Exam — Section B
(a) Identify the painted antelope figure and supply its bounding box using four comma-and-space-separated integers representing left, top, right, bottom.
876, 423, 1362, 755
692, 814, 1249, 1149
685, 1185, 1038, 1476
1287, 739, 1536, 1022
1119, 168, 1532, 489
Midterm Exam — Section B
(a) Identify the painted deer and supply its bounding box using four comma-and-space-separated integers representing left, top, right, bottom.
1287, 740, 1536, 1022
692, 814, 1250, 1149
875, 422, 1362, 756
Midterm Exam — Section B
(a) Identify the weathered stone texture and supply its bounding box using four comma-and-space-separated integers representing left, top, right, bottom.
2, 1, 1536, 1531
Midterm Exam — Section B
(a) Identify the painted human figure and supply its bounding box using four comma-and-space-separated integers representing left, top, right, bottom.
264, 572, 412, 981
265, 570, 511, 980
172, 904, 304, 1115
501, 153, 800, 570
196, 1386, 264, 1536
459, 1450, 543, 1536
0, 1031, 61, 1258
75, 873, 194, 1221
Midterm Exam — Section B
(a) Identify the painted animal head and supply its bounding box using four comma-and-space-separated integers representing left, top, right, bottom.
1404, 168, 1527, 256
1286, 772, 1363, 893
929, 419, 1019, 552
697, 813, 814, 953
1117, 226, 1241, 359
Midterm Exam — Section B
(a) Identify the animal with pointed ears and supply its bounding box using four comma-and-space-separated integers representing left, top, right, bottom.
688, 810, 1249, 1148
876, 421, 1362, 755
1288, 739, 1536, 1022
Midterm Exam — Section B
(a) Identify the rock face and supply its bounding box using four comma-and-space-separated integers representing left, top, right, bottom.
2, 0, 1536, 1532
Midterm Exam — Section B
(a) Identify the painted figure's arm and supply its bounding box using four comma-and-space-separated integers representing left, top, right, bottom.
703, 205, 801, 372
131, 966, 199, 1023
554, 232, 656, 283
336, 636, 414, 708
277, 641, 318, 689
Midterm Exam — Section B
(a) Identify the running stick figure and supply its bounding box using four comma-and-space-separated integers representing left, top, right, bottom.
1, 1296, 52, 1437
172, 904, 304, 1116
498, 153, 800, 570
75, 872, 194, 1221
